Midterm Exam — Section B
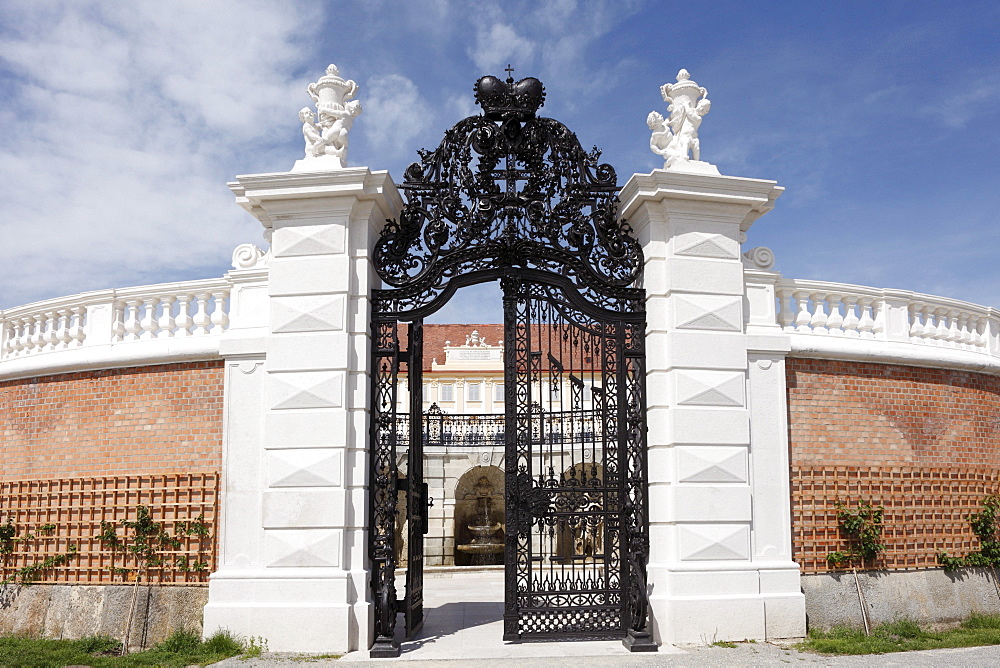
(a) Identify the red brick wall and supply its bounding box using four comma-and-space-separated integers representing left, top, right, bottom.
0, 362, 224, 481
787, 358, 1000, 468
787, 357, 1000, 571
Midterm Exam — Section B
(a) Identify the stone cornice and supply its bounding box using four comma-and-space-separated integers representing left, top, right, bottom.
619, 169, 783, 232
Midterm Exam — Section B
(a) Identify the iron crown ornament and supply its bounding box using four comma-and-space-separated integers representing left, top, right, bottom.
373, 72, 643, 316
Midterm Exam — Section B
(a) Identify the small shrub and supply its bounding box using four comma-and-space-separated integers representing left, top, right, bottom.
203, 629, 244, 654
156, 628, 201, 653
70, 635, 121, 654
962, 613, 1000, 630
827, 500, 884, 569
939, 495, 1000, 570
242, 634, 269, 658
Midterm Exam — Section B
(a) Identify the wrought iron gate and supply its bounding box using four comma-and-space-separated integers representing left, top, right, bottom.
501, 278, 648, 641
369, 71, 655, 656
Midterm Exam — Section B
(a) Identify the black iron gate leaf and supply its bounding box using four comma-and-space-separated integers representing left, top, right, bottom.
369, 71, 655, 655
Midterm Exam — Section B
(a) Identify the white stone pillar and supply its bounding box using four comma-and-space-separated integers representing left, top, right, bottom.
619, 169, 805, 645
204, 168, 401, 653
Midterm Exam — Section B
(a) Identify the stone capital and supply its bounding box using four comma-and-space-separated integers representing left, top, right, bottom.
229, 168, 403, 232
619, 169, 783, 236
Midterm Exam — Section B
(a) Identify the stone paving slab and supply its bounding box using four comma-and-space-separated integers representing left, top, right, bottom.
211, 570, 1000, 666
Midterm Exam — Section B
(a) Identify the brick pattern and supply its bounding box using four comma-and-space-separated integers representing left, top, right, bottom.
0, 473, 218, 585
0, 362, 224, 481
787, 358, 1000, 573
791, 466, 1000, 573
787, 358, 1000, 467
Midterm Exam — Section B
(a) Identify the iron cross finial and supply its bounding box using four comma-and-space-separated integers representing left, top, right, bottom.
505, 64, 515, 81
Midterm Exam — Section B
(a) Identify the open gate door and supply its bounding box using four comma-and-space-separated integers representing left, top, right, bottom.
502, 278, 648, 641
403, 320, 426, 638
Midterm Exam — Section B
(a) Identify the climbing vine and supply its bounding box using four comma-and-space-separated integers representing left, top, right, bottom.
827, 500, 885, 569
938, 495, 1000, 570
98, 505, 212, 580
0, 517, 79, 586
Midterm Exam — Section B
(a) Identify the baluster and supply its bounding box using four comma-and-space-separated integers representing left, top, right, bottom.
56, 309, 72, 350
112, 301, 126, 342
192, 292, 211, 335
210, 290, 229, 334
70, 307, 87, 347
969, 315, 985, 349
18, 316, 32, 354
957, 313, 972, 349
857, 298, 875, 339
123, 299, 143, 341
174, 294, 194, 337
777, 289, 795, 331
872, 300, 886, 340
0, 322, 11, 359
809, 292, 829, 334
139, 297, 160, 340
825, 294, 845, 335
157, 295, 176, 338
842, 296, 860, 337
908, 303, 923, 339
43, 311, 58, 351
31, 314, 45, 352
946, 309, 962, 348
920, 305, 937, 341
794, 291, 812, 332
931, 307, 949, 344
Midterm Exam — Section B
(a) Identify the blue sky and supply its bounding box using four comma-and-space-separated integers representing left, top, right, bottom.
1, 0, 998, 323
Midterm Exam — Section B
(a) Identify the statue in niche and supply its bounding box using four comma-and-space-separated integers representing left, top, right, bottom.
648, 69, 714, 171
293, 64, 362, 171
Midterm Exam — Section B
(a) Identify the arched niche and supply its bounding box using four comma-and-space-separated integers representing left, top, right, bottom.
452, 465, 505, 566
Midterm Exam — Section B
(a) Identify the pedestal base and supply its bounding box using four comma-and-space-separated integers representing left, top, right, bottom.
623, 628, 659, 652
369, 637, 401, 658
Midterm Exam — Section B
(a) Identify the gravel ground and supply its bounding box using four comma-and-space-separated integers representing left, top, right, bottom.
213, 641, 1000, 667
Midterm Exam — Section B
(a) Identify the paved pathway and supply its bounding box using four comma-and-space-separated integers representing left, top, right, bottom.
215, 570, 1000, 666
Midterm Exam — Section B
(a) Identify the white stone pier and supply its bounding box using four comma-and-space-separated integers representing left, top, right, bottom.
203, 167, 401, 653
619, 169, 806, 645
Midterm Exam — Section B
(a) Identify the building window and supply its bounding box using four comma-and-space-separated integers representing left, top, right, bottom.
440, 383, 454, 402
494, 383, 504, 402
467, 382, 481, 402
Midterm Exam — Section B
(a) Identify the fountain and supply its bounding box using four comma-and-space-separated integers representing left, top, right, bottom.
456, 475, 504, 566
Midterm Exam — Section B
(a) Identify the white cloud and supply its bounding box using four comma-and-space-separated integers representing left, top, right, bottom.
362, 74, 434, 161
0, 1, 321, 308
468, 23, 536, 72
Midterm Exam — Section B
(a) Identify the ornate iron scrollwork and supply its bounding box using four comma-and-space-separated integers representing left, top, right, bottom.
514, 472, 554, 533
372, 72, 642, 315
369, 72, 653, 652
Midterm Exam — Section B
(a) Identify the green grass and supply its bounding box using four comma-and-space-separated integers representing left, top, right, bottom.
0, 628, 246, 667
710, 640, 738, 648
799, 614, 1000, 655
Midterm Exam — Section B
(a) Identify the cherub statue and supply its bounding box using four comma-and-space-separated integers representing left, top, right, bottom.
666, 97, 710, 163
299, 107, 324, 157
649, 69, 713, 170
318, 99, 362, 164
292, 64, 363, 172
647, 110, 673, 160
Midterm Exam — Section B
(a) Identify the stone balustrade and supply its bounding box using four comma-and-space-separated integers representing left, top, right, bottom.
747, 274, 1000, 367
0, 271, 267, 380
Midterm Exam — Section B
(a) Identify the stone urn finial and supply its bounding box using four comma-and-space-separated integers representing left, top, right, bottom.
292, 63, 363, 172
647, 68, 718, 175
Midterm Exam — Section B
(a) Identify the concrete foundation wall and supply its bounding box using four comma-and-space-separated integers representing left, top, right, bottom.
0, 584, 207, 651
802, 568, 1000, 630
